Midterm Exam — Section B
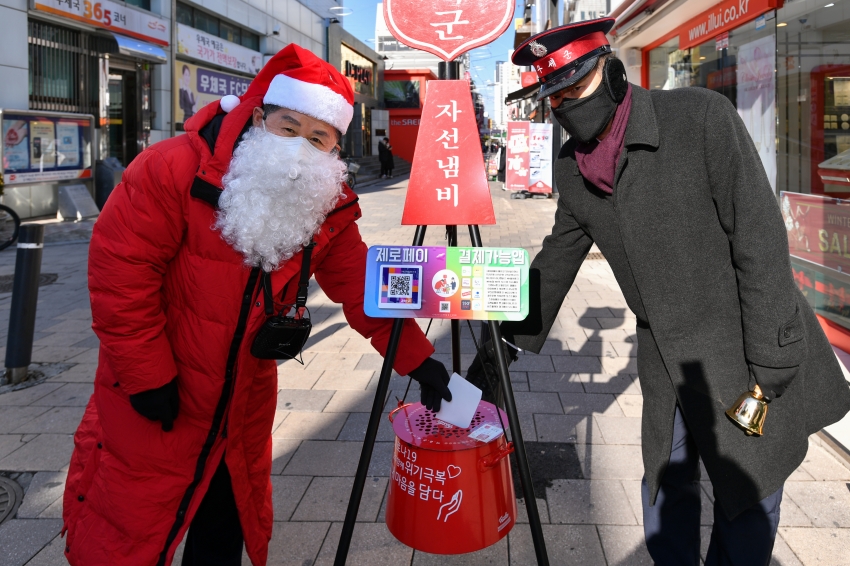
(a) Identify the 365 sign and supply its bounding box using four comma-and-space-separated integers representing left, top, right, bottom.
383, 0, 515, 61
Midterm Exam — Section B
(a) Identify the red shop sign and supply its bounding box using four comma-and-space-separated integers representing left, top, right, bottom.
677, 0, 783, 51
383, 0, 515, 62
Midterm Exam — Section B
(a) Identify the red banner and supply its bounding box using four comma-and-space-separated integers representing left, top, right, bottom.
783, 192, 850, 273
677, 0, 782, 51
401, 80, 496, 226
504, 122, 530, 192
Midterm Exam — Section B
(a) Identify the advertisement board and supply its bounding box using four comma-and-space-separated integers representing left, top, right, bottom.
177, 24, 262, 76
174, 62, 252, 128
1, 110, 93, 186
364, 246, 529, 321
737, 35, 776, 192
783, 192, 850, 332
505, 121, 552, 193
34, 0, 169, 46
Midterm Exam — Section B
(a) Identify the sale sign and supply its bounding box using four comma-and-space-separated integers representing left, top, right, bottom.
364, 246, 529, 321
401, 80, 496, 226
504, 122, 552, 193
383, 0, 515, 62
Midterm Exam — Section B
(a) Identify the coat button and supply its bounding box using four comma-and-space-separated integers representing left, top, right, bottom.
329, 227, 334, 233
256, 301, 261, 307
97, 443, 102, 449
78, 495, 84, 502
784, 329, 790, 338
178, 510, 185, 518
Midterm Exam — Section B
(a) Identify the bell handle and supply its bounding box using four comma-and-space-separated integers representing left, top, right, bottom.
388, 403, 416, 423
478, 441, 515, 472
752, 384, 764, 399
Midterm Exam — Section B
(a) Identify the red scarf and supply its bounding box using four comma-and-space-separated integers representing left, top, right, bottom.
575, 84, 633, 194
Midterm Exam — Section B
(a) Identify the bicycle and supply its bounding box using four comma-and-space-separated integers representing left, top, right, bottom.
0, 203, 21, 251
343, 157, 359, 189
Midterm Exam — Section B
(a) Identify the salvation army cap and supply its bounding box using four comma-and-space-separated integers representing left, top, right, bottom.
512, 18, 615, 101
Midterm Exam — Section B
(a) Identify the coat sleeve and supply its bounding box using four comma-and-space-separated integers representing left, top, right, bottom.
501, 191, 593, 353
704, 93, 806, 370
314, 220, 435, 376
88, 148, 186, 395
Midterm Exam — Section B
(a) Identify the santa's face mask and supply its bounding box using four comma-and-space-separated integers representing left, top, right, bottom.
216, 125, 347, 271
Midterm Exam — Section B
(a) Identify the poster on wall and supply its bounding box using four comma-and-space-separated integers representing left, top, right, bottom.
737, 34, 777, 192
505, 121, 552, 193
2, 112, 93, 185
174, 62, 252, 129
177, 24, 262, 75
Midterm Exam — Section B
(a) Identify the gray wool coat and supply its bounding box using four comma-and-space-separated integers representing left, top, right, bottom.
503, 85, 850, 519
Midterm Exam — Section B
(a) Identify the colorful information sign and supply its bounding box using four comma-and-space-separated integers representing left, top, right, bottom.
2, 111, 93, 186
177, 24, 262, 76
364, 246, 529, 321
505, 121, 552, 193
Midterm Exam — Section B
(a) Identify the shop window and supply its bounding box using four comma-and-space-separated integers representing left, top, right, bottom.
123, 0, 151, 10
193, 10, 219, 36
220, 21, 241, 44
777, 2, 850, 199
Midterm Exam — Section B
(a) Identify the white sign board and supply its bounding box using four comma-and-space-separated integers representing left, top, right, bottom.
34, 0, 169, 46
177, 24, 262, 76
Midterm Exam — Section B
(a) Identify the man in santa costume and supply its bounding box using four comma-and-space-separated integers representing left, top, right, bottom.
62, 44, 452, 566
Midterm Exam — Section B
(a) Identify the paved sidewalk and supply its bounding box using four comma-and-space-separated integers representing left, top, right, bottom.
0, 179, 849, 565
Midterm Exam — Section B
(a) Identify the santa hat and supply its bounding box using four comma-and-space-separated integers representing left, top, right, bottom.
218, 44, 354, 134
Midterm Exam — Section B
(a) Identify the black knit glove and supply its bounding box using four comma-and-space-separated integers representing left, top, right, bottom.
129, 378, 180, 432
750, 364, 799, 402
408, 357, 452, 412
466, 340, 517, 406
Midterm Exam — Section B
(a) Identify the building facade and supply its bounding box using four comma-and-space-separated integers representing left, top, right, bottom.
1, 0, 340, 218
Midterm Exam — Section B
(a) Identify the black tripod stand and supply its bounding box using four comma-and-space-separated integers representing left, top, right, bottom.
333, 221, 550, 565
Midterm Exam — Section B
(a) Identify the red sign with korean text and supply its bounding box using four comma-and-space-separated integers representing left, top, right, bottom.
677, 0, 782, 51
383, 0, 515, 62
504, 121, 530, 192
401, 80, 496, 226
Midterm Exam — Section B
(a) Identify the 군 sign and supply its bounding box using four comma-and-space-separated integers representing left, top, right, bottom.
383, 0, 515, 61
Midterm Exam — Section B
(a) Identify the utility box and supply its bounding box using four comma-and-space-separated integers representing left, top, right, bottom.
95, 157, 125, 209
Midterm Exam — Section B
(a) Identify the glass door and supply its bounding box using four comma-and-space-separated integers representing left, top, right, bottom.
107, 69, 139, 166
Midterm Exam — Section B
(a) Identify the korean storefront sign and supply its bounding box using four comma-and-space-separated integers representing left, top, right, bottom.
401, 80, 495, 226
783, 192, 850, 331
2, 110, 93, 185
677, 0, 782, 51
505, 121, 552, 194
364, 246, 529, 321
383, 0, 514, 61
340, 44, 375, 97
177, 24, 262, 76
174, 62, 252, 128
34, 0, 169, 46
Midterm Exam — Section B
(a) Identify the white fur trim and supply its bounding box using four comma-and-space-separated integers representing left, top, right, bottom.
220, 95, 241, 113
264, 74, 353, 133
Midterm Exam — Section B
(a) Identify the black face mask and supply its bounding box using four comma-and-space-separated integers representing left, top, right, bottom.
551, 83, 618, 145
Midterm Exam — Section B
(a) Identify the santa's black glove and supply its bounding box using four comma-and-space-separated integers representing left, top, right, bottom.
749, 364, 799, 402
466, 340, 517, 406
129, 377, 180, 432
408, 358, 452, 412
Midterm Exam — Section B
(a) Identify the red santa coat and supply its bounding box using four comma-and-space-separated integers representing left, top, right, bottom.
62, 100, 434, 565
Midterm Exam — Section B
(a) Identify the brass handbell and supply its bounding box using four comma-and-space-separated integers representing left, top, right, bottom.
725, 384, 768, 436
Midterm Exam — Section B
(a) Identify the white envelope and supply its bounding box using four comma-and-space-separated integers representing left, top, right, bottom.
434, 373, 483, 429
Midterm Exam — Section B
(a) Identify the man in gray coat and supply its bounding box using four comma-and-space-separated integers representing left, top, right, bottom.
467, 18, 850, 565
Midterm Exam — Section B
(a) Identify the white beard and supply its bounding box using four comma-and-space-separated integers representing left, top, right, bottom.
216, 126, 347, 271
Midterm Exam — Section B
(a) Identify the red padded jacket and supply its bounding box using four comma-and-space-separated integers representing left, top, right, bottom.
62, 100, 433, 565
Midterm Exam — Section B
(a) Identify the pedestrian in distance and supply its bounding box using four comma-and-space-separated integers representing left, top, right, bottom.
379, 136, 394, 178
62, 44, 452, 566
466, 18, 850, 566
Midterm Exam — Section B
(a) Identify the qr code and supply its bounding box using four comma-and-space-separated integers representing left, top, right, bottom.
439, 301, 451, 312
388, 274, 413, 298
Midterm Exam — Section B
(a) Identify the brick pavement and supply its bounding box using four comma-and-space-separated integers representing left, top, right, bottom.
0, 179, 849, 565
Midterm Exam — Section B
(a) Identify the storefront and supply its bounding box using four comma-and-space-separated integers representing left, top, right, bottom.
327, 23, 385, 158
384, 69, 437, 163
610, 0, 850, 446
5, 2, 169, 218
173, 22, 262, 132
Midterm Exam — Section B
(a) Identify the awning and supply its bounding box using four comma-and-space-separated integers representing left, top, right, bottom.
111, 33, 167, 63
505, 83, 539, 104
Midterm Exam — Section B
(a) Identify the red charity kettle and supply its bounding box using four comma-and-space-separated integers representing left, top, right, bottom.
385, 401, 516, 554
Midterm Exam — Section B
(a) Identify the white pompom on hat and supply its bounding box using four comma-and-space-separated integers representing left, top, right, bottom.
218, 44, 354, 134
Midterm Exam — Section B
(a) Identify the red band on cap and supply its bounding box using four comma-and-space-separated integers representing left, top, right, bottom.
533, 31, 609, 80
